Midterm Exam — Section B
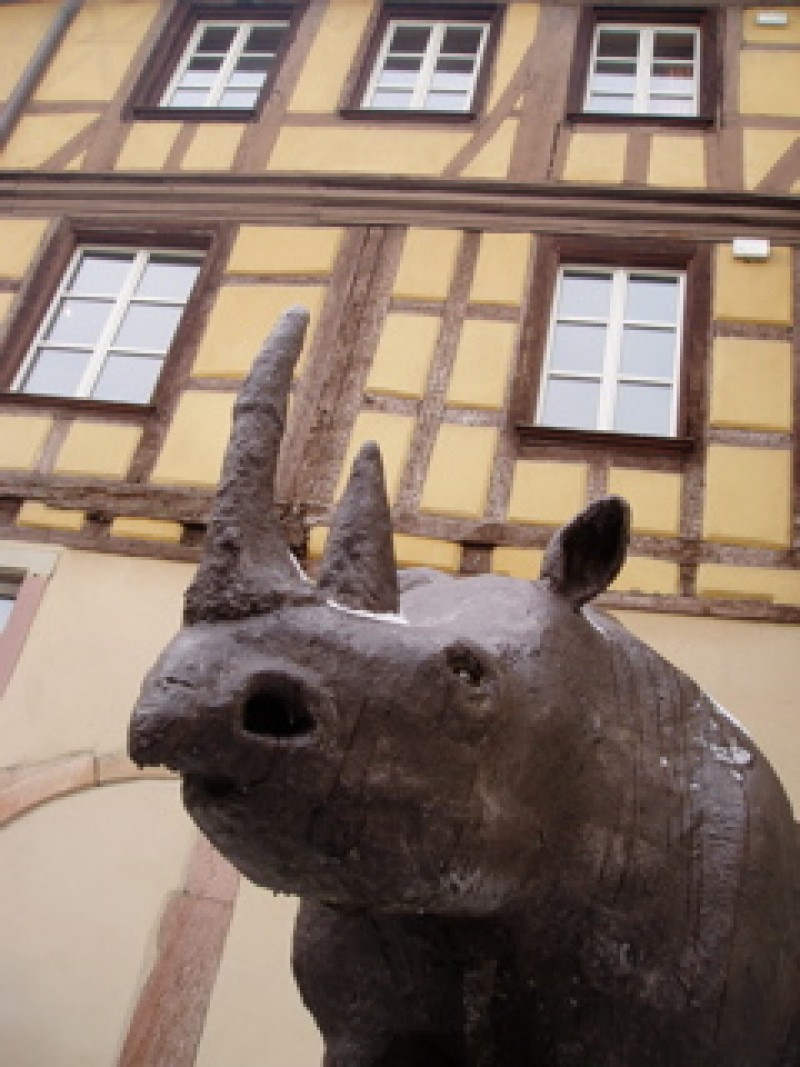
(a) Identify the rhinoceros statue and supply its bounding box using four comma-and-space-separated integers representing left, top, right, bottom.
129, 308, 800, 1067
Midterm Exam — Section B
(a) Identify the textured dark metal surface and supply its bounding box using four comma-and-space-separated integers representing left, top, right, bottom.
129, 310, 800, 1066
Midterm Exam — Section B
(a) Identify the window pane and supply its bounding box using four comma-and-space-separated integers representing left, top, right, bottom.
558, 272, 613, 320
168, 89, 209, 108
593, 62, 636, 94
378, 56, 421, 87
70, 254, 132, 296
245, 25, 286, 53
91, 355, 163, 404
45, 298, 113, 345
620, 327, 676, 378
432, 59, 474, 91
625, 276, 680, 323
540, 378, 601, 430
596, 30, 639, 59
113, 304, 184, 352
20, 348, 91, 397
135, 259, 199, 302
219, 89, 258, 108
370, 88, 413, 109
390, 26, 430, 53
441, 26, 482, 55
653, 32, 696, 62
424, 91, 469, 111
0, 594, 14, 632
648, 95, 695, 116
549, 323, 607, 374
614, 382, 673, 435
586, 93, 635, 113
651, 64, 694, 95
180, 68, 217, 89
229, 67, 269, 89
196, 26, 236, 53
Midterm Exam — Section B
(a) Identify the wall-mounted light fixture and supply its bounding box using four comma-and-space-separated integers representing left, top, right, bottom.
732, 238, 771, 261
755, 11, 789, 26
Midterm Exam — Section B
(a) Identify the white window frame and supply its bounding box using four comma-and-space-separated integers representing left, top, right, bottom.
584, 23, 700, 117
13, 246, 202, 404
536, 265, 686, 437
0, 572, 22, 634
161, 19, 289, 109
362, 19, 490, 112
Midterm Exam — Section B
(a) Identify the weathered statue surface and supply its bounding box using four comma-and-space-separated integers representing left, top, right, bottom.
129, 309, 800, 1067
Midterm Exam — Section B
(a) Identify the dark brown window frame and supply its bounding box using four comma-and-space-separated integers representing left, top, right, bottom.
126, 1, 301, 122
340, 3, 504, 123
565, 6, 719, 130
0, 219, 224, 421
512, 234, 711, 458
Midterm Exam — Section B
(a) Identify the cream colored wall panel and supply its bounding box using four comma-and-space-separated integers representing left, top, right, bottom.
0, 219, 48, 278
17, 502, 84, 532
697, 563, 800, 608
446, 319, 516, 409
743, 130, 796, 190
181, 125, 244, 171
35, 1, 159, 102
228, 226, 343, 276
611, 557, 679, 596
492, 545, 545, 579
744, 8, 800, 44
0, 3, 59, 98
366, 313, 440, 398
563, 132, 626, 184
714, 245, 792, 326
196, 882, 321, 1067
470, 232, 531, 306
703, 445, 791, 548
267, 126, 469, 176
648, 135, 705, 188
461, 119, 517, 180
151, 391, 235, 488
607, 469, 682, 537
393, 229, 461, 302
507, 460, 587, 526
740, 52, 800, 117
393, 534, 461, 572
0, 415, 51, 470
110, 517, 183, 544
336, 412, 416, 503
710, 337, 792, 431
0, 114, 97, 168
54, 423, 141, 479
193, 285, 325, 379
115, 122, 181, 171
289, 0, 373, 113
420, 424, 497, 518
0, 551, 193, 766
0, 782, 194, 1067
486, 3, 540, 110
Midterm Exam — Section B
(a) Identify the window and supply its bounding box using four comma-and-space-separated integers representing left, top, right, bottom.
362, 19, 489, 112
0, 575, 21, 633
0, 544, 59, 697
585, 24, 699, 116
128, 3, 294, 119
536, 266, 685, 437
162, 20, 290, 109
13, 248, 202, 405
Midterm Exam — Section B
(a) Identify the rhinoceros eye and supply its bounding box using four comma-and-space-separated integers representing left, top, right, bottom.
445, 645, 487, 687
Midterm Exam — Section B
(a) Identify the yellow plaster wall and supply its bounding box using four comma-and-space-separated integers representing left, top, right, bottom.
0, 219, 48, 279
563, 132, 626, 184
365, 313, 440, 398
611, 556, 679, 596
703, 445, 792, 548
743, 8, 800, 44
35, 1, 159, 102
461, 119, 517, 180
486, 3, 540, 111
151, 391, 236, 488
648, 135, 705, 188
507, 460, 588, 526
607, 469, 682, 537
713, 245, 793, 326
228, 226, 343, 276
446, 319, 516, 410
0, 3, 59, 99
16, 502, 84, 533
336, 411, 415, 503
115, 122, 181, 171
394, 229, 461, 302
288, 0, 373, 113
709, 337, 792, 431
110, 516, 183, 544
192, 285, 325, 379
196, 883, 322, 1067
267, 126, 468, 176
470, 232, 531, 306
181, 125, 243, 171
743, 130, 796, 190
0, 415, 51, 470
696, 563, 800, 608
393, 533, 461, 572
740, 52, 800, 117
54, 423, 141, 479
0, 114, 97, 169
0, 782, 195, 1067
419, 424, 498, 519
492, 545, 544, 580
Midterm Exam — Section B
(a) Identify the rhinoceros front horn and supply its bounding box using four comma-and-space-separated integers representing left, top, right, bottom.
183, 306, 317, 623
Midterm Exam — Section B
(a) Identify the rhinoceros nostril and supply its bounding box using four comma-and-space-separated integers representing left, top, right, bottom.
242, 679, 316, 740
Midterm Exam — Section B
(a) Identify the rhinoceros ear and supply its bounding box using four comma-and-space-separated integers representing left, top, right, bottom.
540, 495, 630, 610
318, 441, 399, 613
